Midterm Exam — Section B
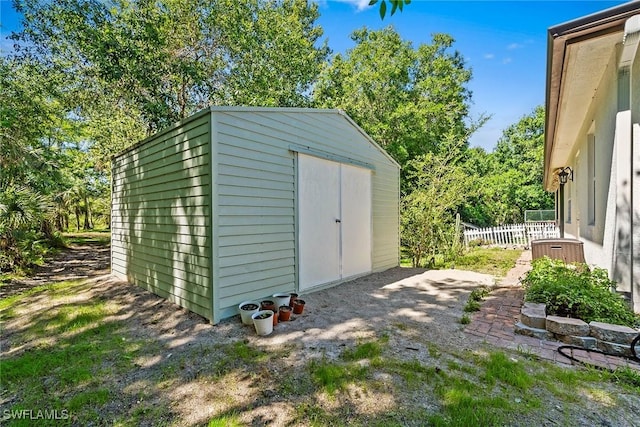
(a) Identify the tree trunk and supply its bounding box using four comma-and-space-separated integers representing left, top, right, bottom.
75, 205, 81, 231
83, 195, 91, 230
41, 220, 53, 239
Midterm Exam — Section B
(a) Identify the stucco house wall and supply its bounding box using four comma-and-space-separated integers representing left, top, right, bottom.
545, 4, 640, 312
560, 52, 618, 272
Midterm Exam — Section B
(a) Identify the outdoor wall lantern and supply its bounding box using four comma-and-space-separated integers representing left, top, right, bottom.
556, 166, 573, 238
558, 166, 573, 185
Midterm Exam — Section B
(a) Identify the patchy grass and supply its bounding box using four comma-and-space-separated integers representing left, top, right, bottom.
342, 341, 383, 361
208, 414, 244, 427
2, 277, 639, 426
454, 247, 523, 277
309, 357, 369, 395
459, 313, 471, 324
1, 284, 141, 426
0, 280, 82, 319
293, 341, 582, 426
463, 286, 490, 313
63, 231, 111, 246
401, 247, 523, 276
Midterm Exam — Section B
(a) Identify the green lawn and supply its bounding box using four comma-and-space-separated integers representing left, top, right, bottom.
63, 230, 111, 246
453, 247, 523, 277
402, 246, 523, 277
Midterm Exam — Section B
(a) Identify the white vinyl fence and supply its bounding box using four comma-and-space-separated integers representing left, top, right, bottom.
463, 222, 559, 247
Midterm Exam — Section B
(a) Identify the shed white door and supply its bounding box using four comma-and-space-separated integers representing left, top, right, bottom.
340, 163, 372, 278
298, 154, 372, 291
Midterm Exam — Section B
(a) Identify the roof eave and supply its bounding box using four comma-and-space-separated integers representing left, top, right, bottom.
544, 1, 640, 191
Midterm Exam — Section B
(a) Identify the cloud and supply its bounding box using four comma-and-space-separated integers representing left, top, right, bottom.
332, 0, 372, 11
507, 42, 524, 50
502, 58, 512, 64
484, 53, 495, 60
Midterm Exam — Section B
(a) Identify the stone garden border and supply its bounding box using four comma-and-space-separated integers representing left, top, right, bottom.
515, 302, 640, 358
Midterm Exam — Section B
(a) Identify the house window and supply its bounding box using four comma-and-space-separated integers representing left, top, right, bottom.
587, 134, 596, 225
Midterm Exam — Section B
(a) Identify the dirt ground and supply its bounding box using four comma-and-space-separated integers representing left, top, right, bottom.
3, 242, 494, 365
2, 244, 639, 426
0, 240, 110, 299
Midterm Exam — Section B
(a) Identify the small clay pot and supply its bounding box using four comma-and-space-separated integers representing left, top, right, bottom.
293, 299, 306, 314
261, 300, 277, 325
279, 305, 292, 321
289, 293, 299, 307
261, 300, 276, 312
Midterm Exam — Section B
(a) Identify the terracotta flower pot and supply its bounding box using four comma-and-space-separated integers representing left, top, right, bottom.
293, 299, 306, 314
289, 293, 299, 307
279, 305, 292, 321
261, 300, 278, 325
261, 300, 276, 312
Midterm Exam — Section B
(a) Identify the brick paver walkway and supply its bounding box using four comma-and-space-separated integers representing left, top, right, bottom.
464, 250, 640, 372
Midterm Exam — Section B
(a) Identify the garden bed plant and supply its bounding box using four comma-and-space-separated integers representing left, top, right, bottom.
522, 257, 640, 328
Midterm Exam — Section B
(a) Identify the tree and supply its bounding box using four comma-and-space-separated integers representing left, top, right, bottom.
0, 57, 67, 189
313, 27, 479, 166
0, 57, 71, 271
459, 147, 494, 227
488, 106, 553, 222
12, 0, 329, 133
213, 0, 329, 107
401, 138, 469, 267
460, 106, 553, 226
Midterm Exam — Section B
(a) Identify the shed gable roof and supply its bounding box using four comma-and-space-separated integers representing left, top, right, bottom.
114, 107, 400, 170
208, 106, 400, 169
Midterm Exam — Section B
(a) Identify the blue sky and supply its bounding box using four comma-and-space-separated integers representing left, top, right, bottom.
0, 0, 630, 150
315, 0, 630, 151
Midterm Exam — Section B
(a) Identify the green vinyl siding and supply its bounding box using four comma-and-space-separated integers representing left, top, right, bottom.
211, 108, 399, 320
111, 113, 213, 321
212, 112, 296, 320
112, 107, 398, 324
215, 109, 399, 272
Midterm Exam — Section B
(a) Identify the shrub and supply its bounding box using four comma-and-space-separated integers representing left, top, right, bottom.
522, 257, 640, 328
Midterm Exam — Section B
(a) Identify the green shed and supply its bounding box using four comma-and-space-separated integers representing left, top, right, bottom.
111, 107, 400, 323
